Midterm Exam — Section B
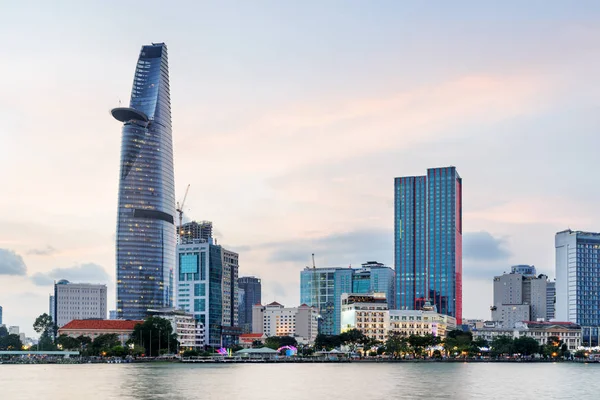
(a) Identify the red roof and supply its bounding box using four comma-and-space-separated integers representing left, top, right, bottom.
59, 319, 143, 331
267, 301, 283, 306
240, 333, 264, 338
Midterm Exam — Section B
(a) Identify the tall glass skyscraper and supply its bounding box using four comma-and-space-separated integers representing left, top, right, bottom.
394, 166, 462, 323
112, 43, 176, 320
556, 229, 600, 345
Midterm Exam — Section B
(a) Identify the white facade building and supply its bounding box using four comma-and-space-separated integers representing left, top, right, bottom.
148, 308, 204, 348
52, 280, 107, 328
472, 321, 582, 351
252, 302, 318, 343
388, 308, 457, 338
340, 293, 389, 342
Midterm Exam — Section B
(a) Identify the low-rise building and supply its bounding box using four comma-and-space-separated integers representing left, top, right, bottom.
58, 320, 142, 345
148, 308, 204, 349
340, 293, 388, 342
252, 302, 318, 343
472, 320, 581, 351
516, 321, 581, 351
239, 333, 266, 348
388, 307, 457, 338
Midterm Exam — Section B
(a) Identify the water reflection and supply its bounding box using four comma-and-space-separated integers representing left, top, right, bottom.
2, 363, 600, 400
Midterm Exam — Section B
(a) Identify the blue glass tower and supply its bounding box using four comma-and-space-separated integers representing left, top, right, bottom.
112, 43, 176, 320
556, 230, 600, 346
395, 167, 462, 322
300, 262, 395, 334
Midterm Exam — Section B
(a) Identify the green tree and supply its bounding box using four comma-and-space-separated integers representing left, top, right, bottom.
491, 336, 515, 357
385, 332, 410, 358
408, 334, 437, 357
90, 334, 121, 356
56, 334, 81, 350
109, 345, 128, 357
513, 337, 540, 357
0, 334, 23, 350
182, 349, 199, 357
340, 329, 366, 345
264, 336, 281, 350
314, 334, 342, 351
444, 330, 474, 357
130, 317, 177, 356
77, 335, 92, 348
574, 350, 587, 359
33, 313, 56, 337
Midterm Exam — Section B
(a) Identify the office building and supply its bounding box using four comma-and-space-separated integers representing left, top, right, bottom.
52, 280, 107, 328
112, 42, 176, 320
176, 238, 240, 347
394, 166, 463, 323
556, 229, 600, 345
221, 248, 240, 347
109, 310, 117, 320
148, 308, 204, 348
179, 221, 213, 243
340, 293, 389, 342
546, 281, 556, 321
238, 276, 262, 333
9, 326, 19, 335
300, 262, 394, 335
252, 302, 319, 344
58, 320, 142, 345
490, 265, 549, 328
49, 296, 55, 323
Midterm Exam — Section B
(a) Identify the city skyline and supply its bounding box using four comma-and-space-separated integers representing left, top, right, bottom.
2, 1, 600, 336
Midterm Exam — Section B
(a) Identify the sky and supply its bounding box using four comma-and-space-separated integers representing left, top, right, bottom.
1, 1, 599, 337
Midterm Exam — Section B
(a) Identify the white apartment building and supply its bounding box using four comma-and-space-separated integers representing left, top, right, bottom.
252, 302, 318, 343
148, 308, 204, 348
52, 280, 107, 327
388, 308, 457, 338
340, 293, 389, 342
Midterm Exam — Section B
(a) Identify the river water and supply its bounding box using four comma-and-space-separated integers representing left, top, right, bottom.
1, 362, 599, 399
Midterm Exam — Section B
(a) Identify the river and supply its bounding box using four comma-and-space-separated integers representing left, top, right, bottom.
1, 362, 599, 399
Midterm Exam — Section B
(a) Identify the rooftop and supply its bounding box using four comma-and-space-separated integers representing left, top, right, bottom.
240, 333, 265, 339
59, 319, 143, 331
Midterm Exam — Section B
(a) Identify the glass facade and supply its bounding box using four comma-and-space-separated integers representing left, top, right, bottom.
114, 43, 176, 320
556, 230, 600, 345
238, 277, 262, 333
300, 264, 395, 334
395, 167, 462, 323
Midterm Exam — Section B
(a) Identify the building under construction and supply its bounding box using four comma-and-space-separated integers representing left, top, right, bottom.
179, 221, 213, 244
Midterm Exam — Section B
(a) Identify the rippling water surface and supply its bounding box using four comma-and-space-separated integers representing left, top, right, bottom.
2, 362, 600, 399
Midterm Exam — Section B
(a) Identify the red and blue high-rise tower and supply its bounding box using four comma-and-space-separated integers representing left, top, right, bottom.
394, 166, 462, 323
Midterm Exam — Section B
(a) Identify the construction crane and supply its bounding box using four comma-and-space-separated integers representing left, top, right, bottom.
311, 253, 323, 334
176, 184, 190, 238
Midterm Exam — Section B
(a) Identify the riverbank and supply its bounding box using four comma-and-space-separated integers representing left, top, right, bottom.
2, 357, 599, 365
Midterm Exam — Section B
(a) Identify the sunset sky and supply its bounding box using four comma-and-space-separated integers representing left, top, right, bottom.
1, 1, 600, 336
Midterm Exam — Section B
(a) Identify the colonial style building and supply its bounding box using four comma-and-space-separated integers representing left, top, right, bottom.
58, 320, 142, 345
